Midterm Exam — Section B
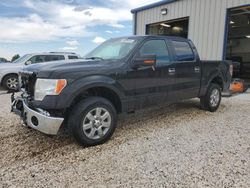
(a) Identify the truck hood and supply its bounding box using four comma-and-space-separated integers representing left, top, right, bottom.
0, 63, 23, 69
23, 59, 122, 79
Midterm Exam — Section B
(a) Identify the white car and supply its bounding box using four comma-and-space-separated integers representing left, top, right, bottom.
0, 52, 80, 91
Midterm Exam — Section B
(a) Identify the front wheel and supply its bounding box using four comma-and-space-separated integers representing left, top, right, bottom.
200, 83, 222, 112
3, 74, 19, 91
68, 97, 117, 146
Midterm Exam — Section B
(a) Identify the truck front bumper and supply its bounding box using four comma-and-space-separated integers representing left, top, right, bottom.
11, 97, 64, 135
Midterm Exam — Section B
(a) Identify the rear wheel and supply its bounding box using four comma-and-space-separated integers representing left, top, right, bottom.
200, 83, 221, 112
2, 74, 19, 91
68, 97, 117, 146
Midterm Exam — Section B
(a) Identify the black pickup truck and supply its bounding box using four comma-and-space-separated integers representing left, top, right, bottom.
12, 36, 232, 146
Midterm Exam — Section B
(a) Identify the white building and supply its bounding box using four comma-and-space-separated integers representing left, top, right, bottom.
131, 0, 250, 78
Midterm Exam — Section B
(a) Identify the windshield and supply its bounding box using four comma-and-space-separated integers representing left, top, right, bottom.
12, 54, 31, 63
85, 38, 139, 60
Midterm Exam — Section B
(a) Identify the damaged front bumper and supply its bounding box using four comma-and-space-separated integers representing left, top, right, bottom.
11, 94, 64, 135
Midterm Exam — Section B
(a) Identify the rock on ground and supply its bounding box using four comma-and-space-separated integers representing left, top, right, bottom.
0, 91, 249, 187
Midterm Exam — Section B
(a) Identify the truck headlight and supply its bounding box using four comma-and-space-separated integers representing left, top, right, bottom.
34, 79, 67, 101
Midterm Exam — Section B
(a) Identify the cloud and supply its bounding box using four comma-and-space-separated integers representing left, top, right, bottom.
92, 37, 106, 44
105, 30, 121, 34
61, 39, 79, 51
0, 0, 160, 43
66, 40, 79, 46
60, 46, 78, 51
110, 23, 125, 28
0, 14, 93, 43
128, 0, 159, 8
24, 0, 132, 26
105, 0, 159, 9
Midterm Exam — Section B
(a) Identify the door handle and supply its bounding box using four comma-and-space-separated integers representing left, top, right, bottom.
168, 68, 175, 74
194, 67, 200, 73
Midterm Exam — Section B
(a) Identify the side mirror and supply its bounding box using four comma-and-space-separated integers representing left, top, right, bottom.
132, 55, 156, 69
25, 61, 32, 65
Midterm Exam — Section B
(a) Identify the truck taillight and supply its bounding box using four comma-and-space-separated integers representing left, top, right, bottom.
229, 64, 233, 76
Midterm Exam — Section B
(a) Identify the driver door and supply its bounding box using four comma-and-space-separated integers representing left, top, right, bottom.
133, 39, 174, 108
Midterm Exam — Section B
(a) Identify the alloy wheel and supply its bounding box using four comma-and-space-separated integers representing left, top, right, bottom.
6, 77, 18, 90
82, 107, 112, 140
210, 88, 220, 107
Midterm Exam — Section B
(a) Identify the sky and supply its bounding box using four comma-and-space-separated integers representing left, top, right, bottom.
0, 0, 159, 60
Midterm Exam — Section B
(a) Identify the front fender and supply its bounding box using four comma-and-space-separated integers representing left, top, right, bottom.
0, 69, 20, 85
36, 75, 125, 109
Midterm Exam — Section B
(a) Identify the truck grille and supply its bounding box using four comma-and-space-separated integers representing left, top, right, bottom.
19, 71, 37, 96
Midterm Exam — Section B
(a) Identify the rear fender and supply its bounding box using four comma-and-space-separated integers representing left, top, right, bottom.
200, 71, 224, 96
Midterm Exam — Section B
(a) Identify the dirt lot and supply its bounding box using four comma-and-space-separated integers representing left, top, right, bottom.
0, 91, 249, 187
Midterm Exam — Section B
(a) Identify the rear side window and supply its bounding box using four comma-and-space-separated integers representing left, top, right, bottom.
45, 55, 65, 62
68, 56, 79, 59
172, 41, 195, 61
139, 40, 170, 65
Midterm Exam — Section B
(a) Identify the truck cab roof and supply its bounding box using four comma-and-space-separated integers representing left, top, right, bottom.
116, 35, 190, 41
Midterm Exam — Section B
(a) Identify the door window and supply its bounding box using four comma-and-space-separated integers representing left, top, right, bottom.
45, 55, 65, 61
28, 55, 46, 64
139, 40, 170, 65
68, 56, 79, 59
27, 55, 65, 64
172, 41, 195, 61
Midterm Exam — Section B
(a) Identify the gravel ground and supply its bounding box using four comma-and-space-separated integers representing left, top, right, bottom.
0, 91, 249, 187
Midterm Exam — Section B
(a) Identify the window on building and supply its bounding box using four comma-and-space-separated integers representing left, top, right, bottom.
172, 41, 195, 61
146, 18, 189, 38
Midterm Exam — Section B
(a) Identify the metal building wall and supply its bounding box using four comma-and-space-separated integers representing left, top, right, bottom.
135, 0, 250, 60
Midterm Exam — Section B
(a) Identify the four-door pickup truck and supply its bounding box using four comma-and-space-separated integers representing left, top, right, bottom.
11, 36, 232, 146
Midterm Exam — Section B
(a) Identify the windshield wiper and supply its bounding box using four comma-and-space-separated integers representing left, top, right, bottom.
84, 57, 104, 60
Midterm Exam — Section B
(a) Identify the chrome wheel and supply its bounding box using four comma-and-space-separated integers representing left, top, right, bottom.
210, 88, 220, 107
82, 107, 112, 140
6, 77, 18, 90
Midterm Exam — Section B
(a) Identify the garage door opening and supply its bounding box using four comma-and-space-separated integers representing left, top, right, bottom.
146, 17, 189, 38
225, 6, 250, 79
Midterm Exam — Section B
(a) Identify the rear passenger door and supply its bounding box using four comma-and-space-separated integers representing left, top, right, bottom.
170, 40, 201, 100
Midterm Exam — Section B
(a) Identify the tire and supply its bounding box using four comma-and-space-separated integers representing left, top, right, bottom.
243, 84, 248, 93
200, 83, 221, 112
2, 74, 19, 91
68, 97, 117, 146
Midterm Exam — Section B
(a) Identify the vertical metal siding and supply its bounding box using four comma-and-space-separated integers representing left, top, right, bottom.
135, 0, 250, 60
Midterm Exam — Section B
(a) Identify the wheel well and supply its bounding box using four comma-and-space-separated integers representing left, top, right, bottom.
1, 73, 18, 86
71, 87, 122, 113
211, 76, 223, 89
